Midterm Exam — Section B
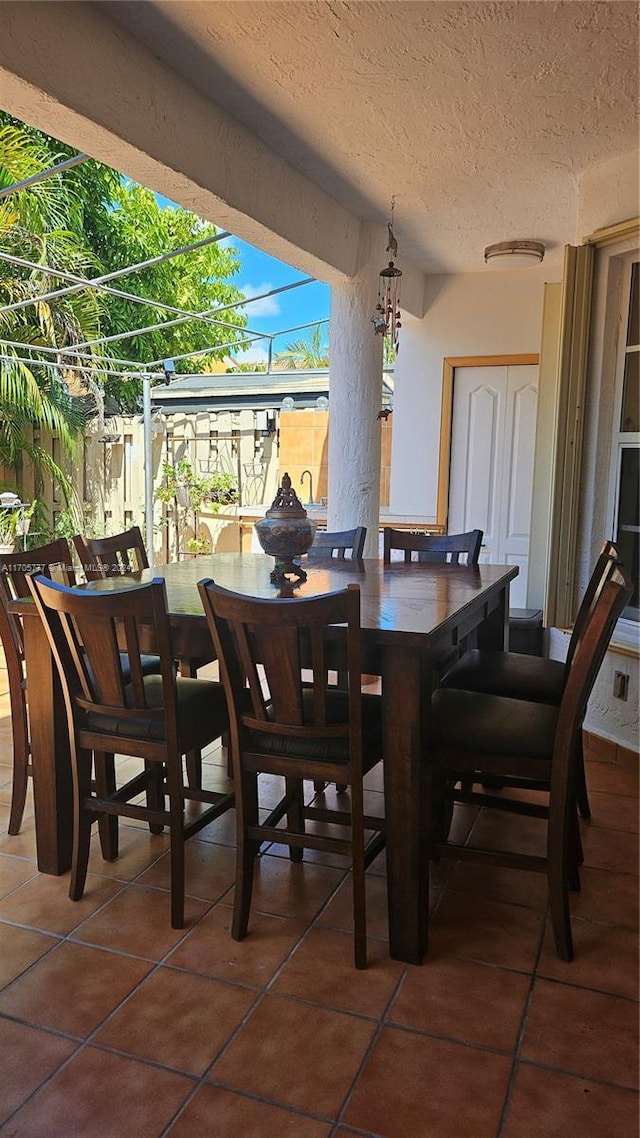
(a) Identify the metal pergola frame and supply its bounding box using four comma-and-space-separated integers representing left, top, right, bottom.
0, 157, 333, 562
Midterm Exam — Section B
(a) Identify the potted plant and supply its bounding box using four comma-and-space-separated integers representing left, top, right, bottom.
0, 495, 36, 553
156, 458, 238, 557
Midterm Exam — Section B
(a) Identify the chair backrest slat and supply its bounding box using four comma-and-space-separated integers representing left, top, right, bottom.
198, 579, 361, 759
383, 527, 483, 565
0, 538, 75, 665
74, 527, 149, 581
552, 564, 632, 794
28, 576, 177, 731
308, 527, 366, 560
566, 541, 619, 668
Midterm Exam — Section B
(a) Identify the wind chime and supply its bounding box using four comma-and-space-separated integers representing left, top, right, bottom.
372, 197, 402, 355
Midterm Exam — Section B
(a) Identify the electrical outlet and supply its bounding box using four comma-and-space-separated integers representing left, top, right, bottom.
613, 671, 629, 701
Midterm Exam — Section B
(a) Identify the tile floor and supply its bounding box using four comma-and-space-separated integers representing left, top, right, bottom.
0, 667, 637, 1137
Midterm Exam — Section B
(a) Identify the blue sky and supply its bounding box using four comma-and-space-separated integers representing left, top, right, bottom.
224, 236, 330, 366
156, 192, 330, 367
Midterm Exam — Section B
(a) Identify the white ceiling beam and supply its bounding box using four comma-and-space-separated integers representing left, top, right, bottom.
0, 1, 427, 317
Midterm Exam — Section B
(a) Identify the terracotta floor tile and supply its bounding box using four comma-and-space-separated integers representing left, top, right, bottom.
344, 1025, 511, 1138
0, 1017, 77, 1125
585, 757, 639, 798
0, 940, 151, 1037
0, 854, 38, 900
272, 927, 404, 1017
503, 1061, 639, 1138
447, 803, 480, 845
87, 825, 170, 880
522, 978, 639, 1087
0, 871, 124, 936
585, 734, 617, 763
0, 922, 59, 990
389, 955, 530, 1051
316, 872, 390, 939
69, 883, 210, 960
233, 854, 346, 923
211, 993, 375, 1117
537, 917, 639, 999
445, 860, 548, 909
0, 818, 38, 860
196, 810, 238, 847
94, 965, 255, 1075
167, 1084, 332, 1137
466, 808, 547, 858
136, 839, 236, 901
571, 866, 639, 929
587, 790, 639, 833
428, 891, 544, 971
3, 1044, 194, 1137
581, 826, 638, 875
168, 903, 306, 987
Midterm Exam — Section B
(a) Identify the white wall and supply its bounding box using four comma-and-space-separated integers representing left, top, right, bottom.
390, 267, 557, 516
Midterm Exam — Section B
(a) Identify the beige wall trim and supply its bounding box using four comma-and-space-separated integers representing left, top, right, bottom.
437, 354, 539, 529
583, 217, 640, 248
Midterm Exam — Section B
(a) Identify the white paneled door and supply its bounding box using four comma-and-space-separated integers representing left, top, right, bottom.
448, 364, 538, 608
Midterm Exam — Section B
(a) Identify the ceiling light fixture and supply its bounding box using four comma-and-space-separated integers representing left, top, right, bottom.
484, 240, 545, 268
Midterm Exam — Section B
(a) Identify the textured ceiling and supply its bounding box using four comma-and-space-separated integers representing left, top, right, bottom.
102, 1, 639, 274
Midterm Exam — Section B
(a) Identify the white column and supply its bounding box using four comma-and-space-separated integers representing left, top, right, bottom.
328, 225, 385, 558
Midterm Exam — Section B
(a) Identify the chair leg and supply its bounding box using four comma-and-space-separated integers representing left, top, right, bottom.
8, 707, 29, 836
232, 771, 260, 941
95, 751, 118, 861
168, 783, 186, 930
547, 797, 574, 962
185, 749, 202, 789
179, 658, 202, 789
69, 747, 94, 902
350, 779, 367, 969
286, 777, 304, 863
575, 733, 591, 819
145, 760, 165, 834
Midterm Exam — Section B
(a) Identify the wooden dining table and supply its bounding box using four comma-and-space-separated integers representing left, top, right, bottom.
17, 551, 517, 965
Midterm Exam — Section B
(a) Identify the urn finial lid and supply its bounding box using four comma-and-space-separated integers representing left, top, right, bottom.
265, 472, 308, 519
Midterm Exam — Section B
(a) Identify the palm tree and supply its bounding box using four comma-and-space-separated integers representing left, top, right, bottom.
0, 121, 105, 497
274, 323, 329, 369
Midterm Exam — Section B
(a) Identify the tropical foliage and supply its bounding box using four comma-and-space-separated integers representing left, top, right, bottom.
0, 112, 249, 501
274, 322, 328, 369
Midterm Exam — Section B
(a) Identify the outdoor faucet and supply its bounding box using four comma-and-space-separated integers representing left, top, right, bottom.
300, 470, 313, 506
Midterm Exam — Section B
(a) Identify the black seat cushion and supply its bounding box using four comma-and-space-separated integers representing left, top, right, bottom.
120, 653, 161, 683
431, 688, 558, 762
86, 675, 229, 750
248, 690, 383, 771
442, 649, 565, 705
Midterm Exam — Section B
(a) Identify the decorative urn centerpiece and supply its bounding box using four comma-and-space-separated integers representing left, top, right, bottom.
255, 472, 316, 584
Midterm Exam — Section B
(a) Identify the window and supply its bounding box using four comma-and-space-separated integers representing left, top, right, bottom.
608, 257, 639, 625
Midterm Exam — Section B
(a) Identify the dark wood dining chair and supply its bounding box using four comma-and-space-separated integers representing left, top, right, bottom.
0, 539, 75, 835
441, 541, 620, 818
308, 526, 366, 560
74, 526, 214, 786
427, 563, 632, 961
308, 525, 368, 790
198, 578, 386, 968
383, 527, 483, 564
28, 574, 234, 928
73, 525, 149, 578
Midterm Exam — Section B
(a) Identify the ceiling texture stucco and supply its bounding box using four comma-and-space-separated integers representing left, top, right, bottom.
99, 0, 639, 275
